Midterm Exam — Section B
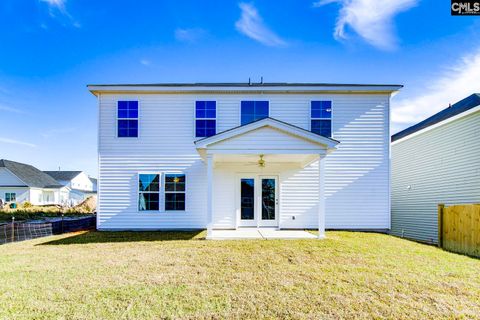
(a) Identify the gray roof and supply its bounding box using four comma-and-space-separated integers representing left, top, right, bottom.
392, 93, 480, 142
43, 171, 82, 182
0, 159, 63, 188
87, 82, 403, 88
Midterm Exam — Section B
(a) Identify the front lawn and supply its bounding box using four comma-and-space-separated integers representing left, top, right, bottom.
0, 231, 479, 319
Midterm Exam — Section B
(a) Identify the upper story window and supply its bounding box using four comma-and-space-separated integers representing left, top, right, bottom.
195, 101, 216, 137
311, 101, 332, 137
241, 101, 269, 125
117, 101, 138, 138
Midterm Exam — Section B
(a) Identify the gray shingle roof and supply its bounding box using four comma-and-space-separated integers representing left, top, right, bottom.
0, 159, 63, 188
392, 93, 480, 142
43, 171, 82, 182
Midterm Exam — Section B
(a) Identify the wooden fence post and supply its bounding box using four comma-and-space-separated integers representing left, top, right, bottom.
438, 204, 444, 248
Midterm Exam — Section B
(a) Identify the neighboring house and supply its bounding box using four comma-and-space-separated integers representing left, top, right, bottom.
43, 171, 97, 205
391, 94, 480, 244
88, 82, 402, 237
0, 159, 67, 205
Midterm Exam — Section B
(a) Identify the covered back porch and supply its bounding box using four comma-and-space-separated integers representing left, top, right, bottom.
195, 118, 339, 239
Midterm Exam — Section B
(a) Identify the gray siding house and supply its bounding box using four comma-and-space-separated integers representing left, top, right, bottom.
391, 94, 480, 243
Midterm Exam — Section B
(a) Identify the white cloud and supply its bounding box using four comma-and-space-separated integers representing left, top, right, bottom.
392, 48, 480, 133
41, 127, 77, 139
140, 59, 151, 66
235, 2, 287, 47
174, 28, 206, 43
39, 0, 80, 28
314, 0, 417, 50
0, 137, 36, 148
0, 104, 25, 114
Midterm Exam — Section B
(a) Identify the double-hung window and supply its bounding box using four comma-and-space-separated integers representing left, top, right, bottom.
165, 174, 186, 211
138, 174, 160, 211
5, 193, 16, 202
240, 101, 269, 125
311, 101, 332, 137
195, 101, 216, 137
117, 101, 138, 137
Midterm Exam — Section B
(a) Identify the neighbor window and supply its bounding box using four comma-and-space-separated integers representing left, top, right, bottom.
117, 101, 139, 137
138, 174, 160, 211
195, 101, 216, 137
5, 193, 16, 202
241, 101, 269, 125
165, 174, 186, 211
311, 101, 332, 137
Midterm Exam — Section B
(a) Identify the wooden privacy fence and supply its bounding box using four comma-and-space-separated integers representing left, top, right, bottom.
438, 204, 480, 258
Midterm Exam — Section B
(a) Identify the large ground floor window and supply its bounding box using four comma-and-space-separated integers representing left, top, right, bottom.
138, 173, 186, 211
5, 193, 16, 202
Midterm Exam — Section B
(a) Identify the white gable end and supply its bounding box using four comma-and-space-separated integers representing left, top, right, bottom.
208, 126, 325, 151
0, 168, 25, 186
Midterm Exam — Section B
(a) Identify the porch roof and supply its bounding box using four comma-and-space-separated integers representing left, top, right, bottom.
194, 117, 339, 155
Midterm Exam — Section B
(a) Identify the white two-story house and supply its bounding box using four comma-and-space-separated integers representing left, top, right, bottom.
88, 83, 402, 238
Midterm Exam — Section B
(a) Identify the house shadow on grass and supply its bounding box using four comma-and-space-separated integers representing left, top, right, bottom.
39, 230, 206, 245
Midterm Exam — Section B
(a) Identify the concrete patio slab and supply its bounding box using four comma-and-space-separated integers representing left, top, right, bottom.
209, 228, 316, 240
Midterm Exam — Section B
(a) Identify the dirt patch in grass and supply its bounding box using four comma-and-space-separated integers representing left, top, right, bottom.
0, 231, 479, 319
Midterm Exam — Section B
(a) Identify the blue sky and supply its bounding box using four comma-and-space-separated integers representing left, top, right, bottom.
0, 0, 479, 176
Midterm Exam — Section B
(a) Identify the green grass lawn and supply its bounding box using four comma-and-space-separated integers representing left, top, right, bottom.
0, 231, 479, 319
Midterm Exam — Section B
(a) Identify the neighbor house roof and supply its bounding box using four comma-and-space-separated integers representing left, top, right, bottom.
43, 171, 82, 182
392, 93, 480, 142
88, 82, 403, 95
0, 159, 63, 188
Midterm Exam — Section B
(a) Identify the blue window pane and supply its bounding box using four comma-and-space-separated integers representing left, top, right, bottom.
196, 101, 216, 119
311, 101, 332, 119
165, 193, 185, 211
196, 101, 205, 109
241, 101, 269, 125
118, 107, 128, 118
139, 174, 160, 192
311, 120, 331, 137
196, 120, 216, 137
321, 101, 332, 118
118, 101, 138, 118
128, 107, 138, 118
139, 193, 159, 211
128, 101, 138, 109
206, 101, 216, 109
118, 119, 138, 137
241, 101, 254, 114
241, 114, 254, 125
206, 109, 216, 118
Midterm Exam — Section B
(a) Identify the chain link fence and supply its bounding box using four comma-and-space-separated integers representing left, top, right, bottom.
0, 216, 95, 245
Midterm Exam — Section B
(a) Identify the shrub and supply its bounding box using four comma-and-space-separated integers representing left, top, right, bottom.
22, 202, 33, 208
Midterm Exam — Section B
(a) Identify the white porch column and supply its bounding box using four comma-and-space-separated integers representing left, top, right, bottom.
206, 154, 214, 239
318, 155, 326, 239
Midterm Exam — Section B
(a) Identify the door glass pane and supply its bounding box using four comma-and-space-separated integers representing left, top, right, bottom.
241, 179, 254, 220
262, 179, 275, 220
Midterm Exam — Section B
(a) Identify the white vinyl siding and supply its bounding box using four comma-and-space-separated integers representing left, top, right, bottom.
391, 110, 480, 243
98, 93, 391, 230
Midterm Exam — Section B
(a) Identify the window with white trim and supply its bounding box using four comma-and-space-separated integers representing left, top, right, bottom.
241, 101, 269, 125
5, 192, 16, 202
195, 101, 216, 137
138, 174, 160, 211
311, 101, 332, 137
165, 174, 186, 211
117, 101, 139, 137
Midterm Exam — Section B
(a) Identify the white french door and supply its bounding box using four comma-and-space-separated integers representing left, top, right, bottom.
237, 175, 279, 227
